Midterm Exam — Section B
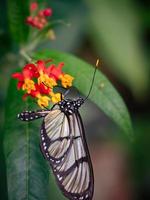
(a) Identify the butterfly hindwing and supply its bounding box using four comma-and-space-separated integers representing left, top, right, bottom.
40, 108, 94, 200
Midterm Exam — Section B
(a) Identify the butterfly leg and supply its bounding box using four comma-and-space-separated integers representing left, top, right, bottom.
64, 89, 70, 97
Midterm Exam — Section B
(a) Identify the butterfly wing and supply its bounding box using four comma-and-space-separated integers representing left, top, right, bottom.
40, 108, 94, 200
40, 109, 71, 162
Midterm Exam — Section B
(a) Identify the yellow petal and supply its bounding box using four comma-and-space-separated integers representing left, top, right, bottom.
50, 92, 62, 103
37, 95, 50, 108
22, 78, 35, 93
38, 74, 57, 88
60, 74, 74, 88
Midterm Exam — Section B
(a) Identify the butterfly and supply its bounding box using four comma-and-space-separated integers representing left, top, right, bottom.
17, 60, 99, 200
18, 96, 94, 200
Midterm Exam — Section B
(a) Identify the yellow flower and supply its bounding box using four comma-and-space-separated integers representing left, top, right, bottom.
22, 78, 35, 93
50, 92, 62, 103
37, 94, 50, 108
59, 74, 74, 88
38, 73, 57, 88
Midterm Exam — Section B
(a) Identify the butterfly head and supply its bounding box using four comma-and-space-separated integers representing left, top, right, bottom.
58, 97, 84, 115
75, 97, 84, 106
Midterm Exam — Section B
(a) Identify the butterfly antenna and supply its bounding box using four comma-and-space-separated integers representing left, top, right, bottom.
84, 59, 100, 101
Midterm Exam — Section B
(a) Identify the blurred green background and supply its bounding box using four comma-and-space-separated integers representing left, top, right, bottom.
0, 0, 150, 199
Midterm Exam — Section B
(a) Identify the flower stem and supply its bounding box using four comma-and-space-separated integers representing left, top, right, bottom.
20, 49, 32, 62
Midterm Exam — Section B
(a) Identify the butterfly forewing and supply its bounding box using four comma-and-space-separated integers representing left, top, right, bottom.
40, 109, 71, 162
40, 108, 94, 200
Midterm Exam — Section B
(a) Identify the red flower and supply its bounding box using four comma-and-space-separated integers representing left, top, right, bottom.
26, 2, 53, 30
12, 58, 74, 108
23, 63, 39, 78
23, 86, 39, 99
12, 68, 32, 89
22, 83, 50, 100
36, 60, 47, 73
26, 16, 34, 25
43, 8, 52, 17
38, 10, 45, 17
12, 64, 38, 89
47, 62, 64, 80
35, 83, 51, 95
36, 60, 64, 80
12, 72, 24, 89
30, 2, 38, 12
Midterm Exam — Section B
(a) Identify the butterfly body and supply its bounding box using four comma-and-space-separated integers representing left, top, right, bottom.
18, 97, 94, 200
58, 97, 84, 115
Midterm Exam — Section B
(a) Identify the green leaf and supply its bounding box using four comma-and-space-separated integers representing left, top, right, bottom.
7, 0, 29, 43
34, 50, 133, 138
3, 78, 50, 200
85, 0, 149, 98
0, 131, 8, 200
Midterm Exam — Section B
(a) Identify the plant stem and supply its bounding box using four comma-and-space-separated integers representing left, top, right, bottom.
20, 49, 32, 62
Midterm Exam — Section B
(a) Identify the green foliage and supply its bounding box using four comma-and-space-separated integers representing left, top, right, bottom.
7, 0, 29, 44
0, 1, 11, 57
86, 0, 149, 98
3, 79, 50, 200
0, 132, 8, 200
35, 50, 133, 137
132, 117, 150, 183
49, 172, 66, 200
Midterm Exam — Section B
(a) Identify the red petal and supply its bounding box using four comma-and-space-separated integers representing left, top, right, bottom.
26, 16, 33, 25
38, 10, 44, 17
57, 62, 64, 69
12, 73, 24, 81
37, 60, 47, 73
24, 63, 36, 71
30, 90, 39, 97
23, 68, 33, 79
30, 2, 38, 12
29, 84, 40, 97
47, 62, 64, 80
43, 8, 53, 17
24, 63, 39, 78
22, 93, 29, 100
39, 83, 51, 94
17, 81, 23, 89
45, 59, 53, 64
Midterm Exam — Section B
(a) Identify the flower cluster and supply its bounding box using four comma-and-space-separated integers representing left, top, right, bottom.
26, 2, 52, 30
12, 60, 74, 108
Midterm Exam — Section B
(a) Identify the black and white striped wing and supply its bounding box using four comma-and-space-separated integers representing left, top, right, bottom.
40, 109, 94, 200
